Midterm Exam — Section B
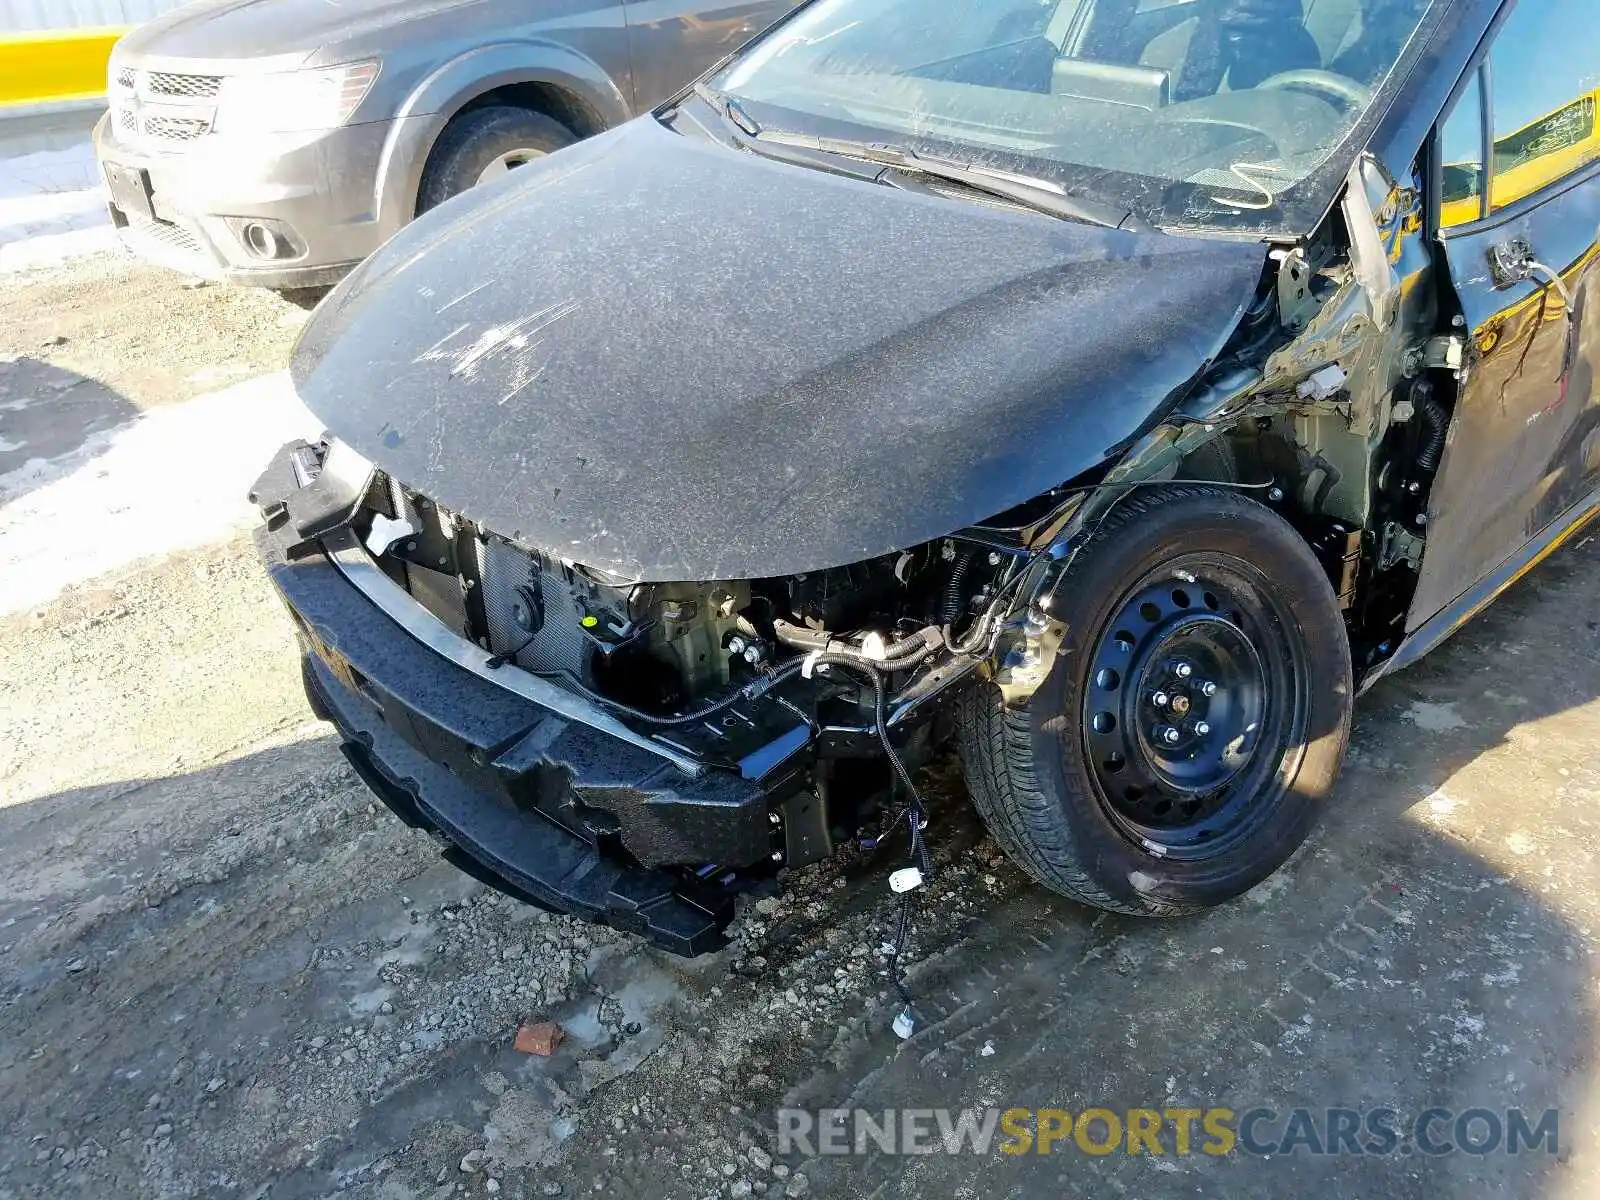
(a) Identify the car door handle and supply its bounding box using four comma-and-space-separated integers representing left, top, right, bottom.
1489, 236, 1575, 313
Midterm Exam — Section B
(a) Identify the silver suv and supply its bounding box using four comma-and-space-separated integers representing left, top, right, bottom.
94, 0, 793, 289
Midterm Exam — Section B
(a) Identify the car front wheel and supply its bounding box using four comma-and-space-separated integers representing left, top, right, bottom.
957, 484, 1353, 916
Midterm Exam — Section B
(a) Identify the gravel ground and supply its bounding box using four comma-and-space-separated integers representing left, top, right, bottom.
2, 250, 1599, 1200
0, 255, 308, 413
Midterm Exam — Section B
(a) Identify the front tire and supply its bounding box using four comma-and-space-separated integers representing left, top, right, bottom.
417, 107, 579, 214
957, 485, 1352, 916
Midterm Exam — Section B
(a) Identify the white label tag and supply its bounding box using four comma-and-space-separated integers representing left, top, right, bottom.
889, 867, 924, 894
892, 1008, 916, 1040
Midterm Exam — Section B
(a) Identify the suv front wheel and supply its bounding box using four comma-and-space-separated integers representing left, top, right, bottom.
418, 106, 579, 213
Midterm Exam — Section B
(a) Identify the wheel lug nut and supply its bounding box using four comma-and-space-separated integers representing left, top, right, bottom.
1151, 691, 1170, 708
1157, 725, 1181, 745
1194, 722, 1211, 737
1174, 661, 1193, 678
1200, 681, 1218, 697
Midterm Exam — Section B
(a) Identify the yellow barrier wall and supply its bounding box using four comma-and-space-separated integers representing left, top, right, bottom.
0, 28, 126, 108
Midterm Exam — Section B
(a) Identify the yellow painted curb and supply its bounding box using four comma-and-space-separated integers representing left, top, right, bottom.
0, 28, 128, 108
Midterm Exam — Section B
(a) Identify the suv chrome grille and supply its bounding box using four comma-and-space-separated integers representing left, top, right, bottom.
141, 114, 210, 142
109, 65, 221, 148
145, 71, 222, 99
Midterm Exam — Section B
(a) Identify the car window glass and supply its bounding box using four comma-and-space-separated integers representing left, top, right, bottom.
1488, 0, 1600, 213
715, 0, 1440, 234
1438, 67, 1485, 228
815, 0, 1059, 67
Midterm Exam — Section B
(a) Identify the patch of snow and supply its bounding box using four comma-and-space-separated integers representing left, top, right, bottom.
0, 372, 317, 616
1243, 868, 1294, 906
1448, 1003, 1487, 1046
346, 986, 394, 1018
1402, 701, 1469, 733
0, 141, 115, 272
1481, 963, 1521, 987
0, 223, 119, 272
1504, 831, 1536, 856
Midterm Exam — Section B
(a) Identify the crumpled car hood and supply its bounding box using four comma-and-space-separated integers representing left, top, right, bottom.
293, 117, 1267, 581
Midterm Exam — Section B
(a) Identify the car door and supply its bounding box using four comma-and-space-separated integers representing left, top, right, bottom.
622, 0, 799, 109
1409, 0, 1600, 625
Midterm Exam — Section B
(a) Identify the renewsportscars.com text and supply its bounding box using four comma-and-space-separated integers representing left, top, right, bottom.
777, 1106, 1560, 1159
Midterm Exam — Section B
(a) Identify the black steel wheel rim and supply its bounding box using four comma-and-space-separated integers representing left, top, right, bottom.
1080, 555, 1310, 861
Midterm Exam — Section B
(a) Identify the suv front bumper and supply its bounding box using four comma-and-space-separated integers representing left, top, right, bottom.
250, 441, 785, 955
93, 111, 424, 289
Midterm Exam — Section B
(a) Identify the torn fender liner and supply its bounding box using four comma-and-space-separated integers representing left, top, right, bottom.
293, 117, 1268, 581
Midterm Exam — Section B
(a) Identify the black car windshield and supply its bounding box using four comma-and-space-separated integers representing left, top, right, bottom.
710, 0, 1439, 233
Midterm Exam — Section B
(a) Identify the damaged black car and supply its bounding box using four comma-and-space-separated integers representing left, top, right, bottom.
253, 0, 1600, 956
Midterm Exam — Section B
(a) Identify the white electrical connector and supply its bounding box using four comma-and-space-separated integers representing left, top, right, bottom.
364, 513, 416, 558
889, 867, 924, 894
1296, 363, 1348, 402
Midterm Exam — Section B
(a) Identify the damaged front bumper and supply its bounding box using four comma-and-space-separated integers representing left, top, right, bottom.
250, 441, 804, 955
250, 440, 986, 954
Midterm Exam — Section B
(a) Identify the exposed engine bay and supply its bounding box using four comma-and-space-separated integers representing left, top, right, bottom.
356, 465, 1015, 769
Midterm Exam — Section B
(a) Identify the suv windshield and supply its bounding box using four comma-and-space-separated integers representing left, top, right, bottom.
711, 0, 1439, 233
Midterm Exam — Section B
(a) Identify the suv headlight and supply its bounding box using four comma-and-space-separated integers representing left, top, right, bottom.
214, 61, 380, 134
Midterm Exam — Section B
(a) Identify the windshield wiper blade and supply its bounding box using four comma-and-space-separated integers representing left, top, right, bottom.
692, 82, 762, 138
752, 131, 1144, 231
884, 161, 1147, 231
